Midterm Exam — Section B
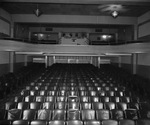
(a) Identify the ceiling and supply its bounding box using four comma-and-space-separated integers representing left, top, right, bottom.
1, 0, 150, 29
1, 1, 150, 17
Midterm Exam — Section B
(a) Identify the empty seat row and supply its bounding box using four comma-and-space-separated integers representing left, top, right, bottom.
1, 108, 150, 121
20, 89, 131, 97
5, 101, 145, 110
0, 119, 150, 125
13, 95, 140, 103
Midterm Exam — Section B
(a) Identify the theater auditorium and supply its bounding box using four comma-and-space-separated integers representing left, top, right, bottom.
0, 0, 150, 125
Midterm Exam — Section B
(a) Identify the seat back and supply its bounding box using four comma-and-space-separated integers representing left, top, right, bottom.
42, 102, 54, 109
92, 102, 103, 110
104, 102, 116, 110
5, 102, 17, 110
81, 102, 92, 109
35, 96, 45, 102
125, 109, 139, 119
81, 109, 95, 120
68, 102, 80, 110
37, 109, 51, 120
45, 96, 55, 102
7, 109, 22, 120
96, 109, 110, 120
22, 109, 36, 120
52, 110, 66, 120
30, 102, 41, 109
67, 110, 80, 120
55, 102, 66, 109
136, 119, 150, 125
111, 109, 124, 120
17, 102, 29, 110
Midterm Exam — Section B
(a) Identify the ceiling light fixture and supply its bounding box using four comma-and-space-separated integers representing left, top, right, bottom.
33, 4, 42, 17
111, 11, 119, 18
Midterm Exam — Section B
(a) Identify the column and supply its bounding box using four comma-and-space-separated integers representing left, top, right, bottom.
90, 56, 93, 65
10, 22, 14, 38
45, 56, 48, 68
53, 56, 56, 64
134, 24, 138, 40
118, 56, 122, 68
115, 33, 118, 44
24, 55, 28, 66
28, 31, 31, 41
95, 57, 98, 67
9, 51, 15, 73
49, 56, 53, 66
132, 53, 138, 74
98, 56, 101, 68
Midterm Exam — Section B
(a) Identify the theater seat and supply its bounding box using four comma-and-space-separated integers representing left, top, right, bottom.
0, 120, 11, 125
52, 110, 66, 120
67, 109, 80, 120
81, 109, 96, 120
0, 109, 6, 120
42, 102, 54, 109
37, 109, 51, 120
5, 102, 17, 110
66, 120, 83, 125
119, 120, 135, 125
22, 109, 36, 120
125, 109, 139, 119
7, 109, 22, 120
55, 102, 66, 109
96, 109, 110, 120
111, 109, 124, 120
136, 119, 150, 125
30, 120, 47, 125
17, 102, 29, 110
92, 102, 103, 110
12, 120, 29, 125
84, 120, 100, 125
102, 120, 118, 125
48, 120, 65, 125
30, 102, 41, 109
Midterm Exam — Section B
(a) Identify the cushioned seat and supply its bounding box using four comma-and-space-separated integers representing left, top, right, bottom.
12, 120, 29, 125
81, 109, 96, 120
96, 109, 110, 120
66, 120, 83, 125
102, 120, 118, 125
30, 120, 47, 125
84, 120, 100, 125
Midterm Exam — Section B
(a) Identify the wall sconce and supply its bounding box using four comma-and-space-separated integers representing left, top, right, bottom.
33, 4, 43, 17
111, 11, 119, 18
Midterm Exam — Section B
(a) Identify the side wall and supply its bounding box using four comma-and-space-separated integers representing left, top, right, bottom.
0, 8, 11, 36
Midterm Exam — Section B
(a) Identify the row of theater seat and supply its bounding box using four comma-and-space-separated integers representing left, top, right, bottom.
1, 108, 150, 120
3, 101, 148, 110
0, 63, 45, 99
11, 95, 140, 103
1, 119, 150, 125
0, 63, 150, 125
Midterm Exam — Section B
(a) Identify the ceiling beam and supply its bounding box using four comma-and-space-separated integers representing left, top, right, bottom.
2, 0, 150, 5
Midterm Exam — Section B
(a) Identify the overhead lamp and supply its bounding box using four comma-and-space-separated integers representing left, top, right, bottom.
111, 11, 119, 18
33, 4, 42, 17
